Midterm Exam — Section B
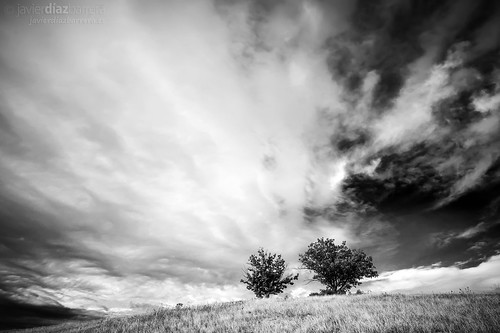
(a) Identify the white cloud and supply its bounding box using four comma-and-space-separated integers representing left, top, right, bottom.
364, 254, 500, 293
1, 0, 499, 313
456, 222, 488, 239
371, 59, 455, 151
0, 0, 362, 309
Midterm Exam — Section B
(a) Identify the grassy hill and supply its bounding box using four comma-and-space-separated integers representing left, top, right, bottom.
8, 293, 500, 333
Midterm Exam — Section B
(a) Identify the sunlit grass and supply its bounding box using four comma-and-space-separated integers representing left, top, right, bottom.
10, 293, 500, 333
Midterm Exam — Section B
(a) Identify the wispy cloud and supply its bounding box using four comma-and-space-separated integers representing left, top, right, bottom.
0, 0, 500, 324
0, 0, 367, 312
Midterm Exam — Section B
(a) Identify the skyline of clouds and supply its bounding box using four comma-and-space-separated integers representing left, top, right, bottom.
1, 0, 500, 328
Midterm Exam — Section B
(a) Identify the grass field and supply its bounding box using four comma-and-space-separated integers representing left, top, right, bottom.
7, 293, 500, 333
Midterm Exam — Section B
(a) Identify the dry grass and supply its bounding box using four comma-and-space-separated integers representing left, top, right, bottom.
9, 293, 500, 333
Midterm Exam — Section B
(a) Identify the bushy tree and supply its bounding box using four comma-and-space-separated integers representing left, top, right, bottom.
241, 248, 298, 298
299, 238, 378, 295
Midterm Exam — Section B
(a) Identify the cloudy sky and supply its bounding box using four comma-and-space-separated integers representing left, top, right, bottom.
1, 0, 500, 328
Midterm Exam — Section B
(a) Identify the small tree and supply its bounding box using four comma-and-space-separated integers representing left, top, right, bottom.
299, 238, 378, 295
241, 248, 298, 298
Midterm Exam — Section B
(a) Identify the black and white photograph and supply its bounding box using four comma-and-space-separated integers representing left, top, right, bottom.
1, 0, 500, 331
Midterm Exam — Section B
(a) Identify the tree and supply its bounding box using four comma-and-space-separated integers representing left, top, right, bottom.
240, 248, 299, 298
299, 238, 378, 295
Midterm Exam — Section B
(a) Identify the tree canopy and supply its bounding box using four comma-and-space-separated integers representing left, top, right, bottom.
299, 238, 378, 294
241, 248, 298, 298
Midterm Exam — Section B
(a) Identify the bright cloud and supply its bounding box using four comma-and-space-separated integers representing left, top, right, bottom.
0, 0, 361, 310
364, 254, 500, 294
1, 0, 500, 320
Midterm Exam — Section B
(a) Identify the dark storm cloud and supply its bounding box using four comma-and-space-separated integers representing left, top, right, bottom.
304, 0, 500, 271
0, 296, 100, 331
326, 0, 500, 111
326, 0, 453, 109
213, 0, 500, 276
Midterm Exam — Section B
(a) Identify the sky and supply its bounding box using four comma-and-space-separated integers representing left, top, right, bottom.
1, 0, 500, 329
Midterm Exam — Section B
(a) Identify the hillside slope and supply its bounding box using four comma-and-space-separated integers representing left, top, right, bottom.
8, 294, 500, 333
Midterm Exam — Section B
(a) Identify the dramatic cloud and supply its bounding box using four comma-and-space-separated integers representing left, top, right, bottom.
0, 0, 499, 328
